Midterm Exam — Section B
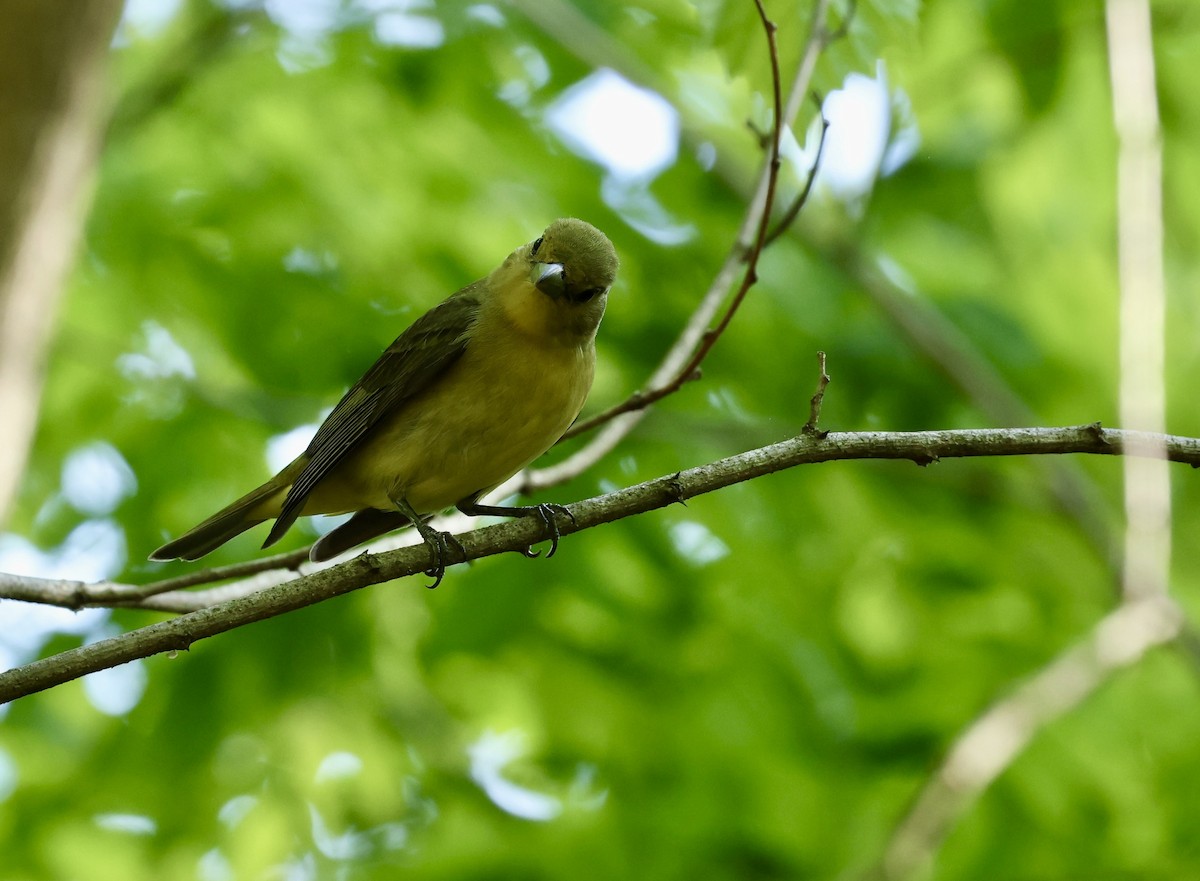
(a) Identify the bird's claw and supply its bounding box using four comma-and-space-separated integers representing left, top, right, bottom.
524, 503, 574, 559
420, 529, 465, 589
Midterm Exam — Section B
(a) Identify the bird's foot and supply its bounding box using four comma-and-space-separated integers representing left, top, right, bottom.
415, 525, 465, 589
521, 503, 575, 559
454, 498, 576, 560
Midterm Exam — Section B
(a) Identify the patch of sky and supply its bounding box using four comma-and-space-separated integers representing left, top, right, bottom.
117, 321, 196, 418
0, 749, 16, 803
466, 4, 505, 28
668, 520, 730, 566
116, 0, 184, 45
375, 7, 443, 48
547, 70, 679, 182
218, 794, 260, 829
93, 812, 158, 835
198, 849, 235, 881
0, 519, 128, 711
283, 246, 339, 275
83, 625, 147, 716
815, 61, 920, 211
309, 803, 373, 860
315, 751, 364, 782
497, 44, 551, 108
468, 729, 561, 822
273, 853, 318, 881
118, 321, 196, 382
265, 0, 340, 71
546, 70, 696, 245
267, 423, 320, 472
265, 0, 341, 38
61, 442, 137, 518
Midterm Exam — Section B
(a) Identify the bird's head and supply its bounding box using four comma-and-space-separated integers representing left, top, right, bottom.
526, 218, 619, 307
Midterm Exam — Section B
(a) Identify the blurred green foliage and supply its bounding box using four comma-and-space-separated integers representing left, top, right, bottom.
3, 0, 1200, 879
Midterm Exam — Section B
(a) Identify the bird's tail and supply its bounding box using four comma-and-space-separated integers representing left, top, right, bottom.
150, 478, 286, 562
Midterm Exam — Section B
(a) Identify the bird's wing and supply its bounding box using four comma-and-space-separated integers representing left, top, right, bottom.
263, 283, 483, 547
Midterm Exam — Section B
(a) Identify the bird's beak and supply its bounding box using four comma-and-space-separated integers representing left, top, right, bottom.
531, 262, 566, 299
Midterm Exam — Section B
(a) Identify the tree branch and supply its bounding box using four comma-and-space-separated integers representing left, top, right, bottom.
2, 423, 1197, 704
1108, 0, 1168, 603
0, 0, 125, 528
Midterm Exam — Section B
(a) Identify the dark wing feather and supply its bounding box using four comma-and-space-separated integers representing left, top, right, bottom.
263, 283, 483, 547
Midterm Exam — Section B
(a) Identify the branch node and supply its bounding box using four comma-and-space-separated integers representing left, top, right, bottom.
746, 119, 771, 149
666, 473, 689, 506
69, 582, 92, 612
357, 550, 381, 574
764, 105, 830, 246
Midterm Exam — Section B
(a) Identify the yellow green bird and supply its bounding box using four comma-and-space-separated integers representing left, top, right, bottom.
151, 218, 618, 585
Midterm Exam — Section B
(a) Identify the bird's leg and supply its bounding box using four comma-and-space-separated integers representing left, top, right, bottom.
391, 495, 463, 589
456, 499, 575, 559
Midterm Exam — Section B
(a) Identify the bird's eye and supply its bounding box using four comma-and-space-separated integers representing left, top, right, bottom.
576, 286, 604, 302
531, 236, 544, 256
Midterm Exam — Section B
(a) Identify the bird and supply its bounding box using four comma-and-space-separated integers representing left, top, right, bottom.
150, 218, 618, 586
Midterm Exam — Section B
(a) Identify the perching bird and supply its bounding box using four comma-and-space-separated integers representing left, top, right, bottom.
151, 218, 618, 585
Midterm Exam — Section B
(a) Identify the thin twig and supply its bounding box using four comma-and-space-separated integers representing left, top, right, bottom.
0, 551, 311, 609
661, 0, 785, 392
137, 547, 311, 598
803, 351, 830, 434
0, 547, 312, 609
764, 95, 829, 247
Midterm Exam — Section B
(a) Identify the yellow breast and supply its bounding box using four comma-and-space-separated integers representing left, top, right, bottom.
304, 291, 596, 516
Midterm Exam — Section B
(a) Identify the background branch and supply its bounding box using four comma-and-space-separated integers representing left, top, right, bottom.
0, 0, 125, 528
870, 6, 1174, 876
873, 592, 1182, 881
1109, 0, 1168, 603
